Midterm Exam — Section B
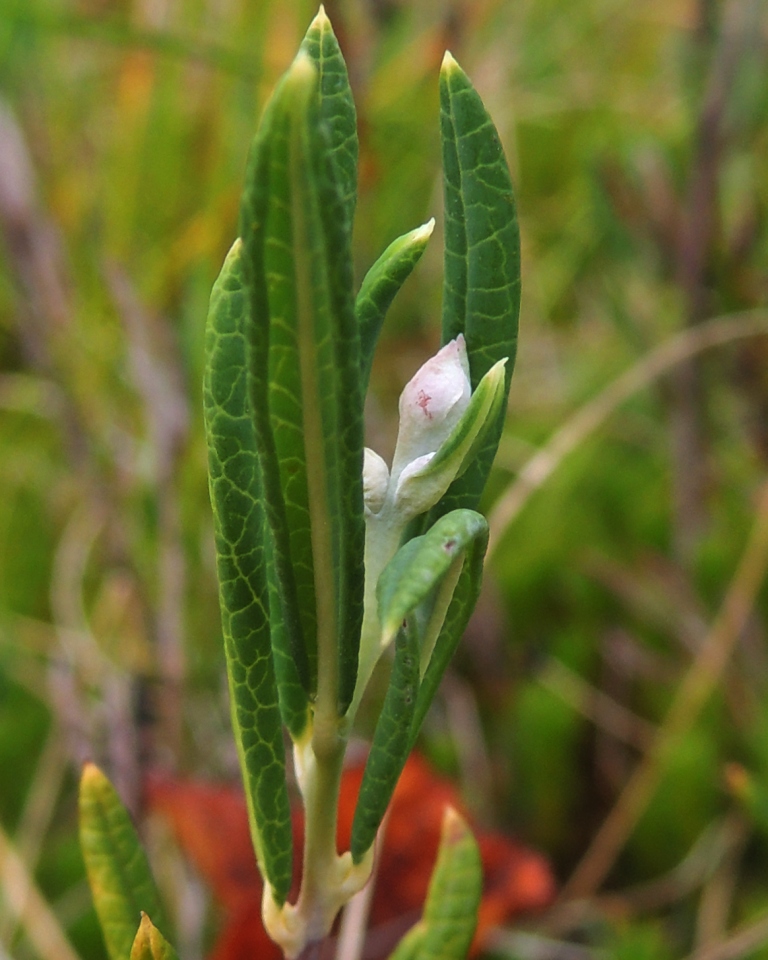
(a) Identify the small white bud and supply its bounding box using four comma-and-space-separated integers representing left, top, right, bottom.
390, 335, 471, 481
362, 447, 389, 515
392, 452, 437, 518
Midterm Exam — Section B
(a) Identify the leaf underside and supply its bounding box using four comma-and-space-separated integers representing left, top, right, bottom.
377, 510, 486, 645
409, 520, 486, 750
388, 510, 488, 750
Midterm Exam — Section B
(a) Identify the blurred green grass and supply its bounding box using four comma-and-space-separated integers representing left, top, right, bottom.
1, 0, 768, 957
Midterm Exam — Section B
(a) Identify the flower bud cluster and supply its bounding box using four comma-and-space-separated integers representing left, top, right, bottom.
363, 335, 472, 522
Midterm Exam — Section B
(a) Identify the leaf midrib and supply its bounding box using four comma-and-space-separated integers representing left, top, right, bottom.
289, 90, 338, 724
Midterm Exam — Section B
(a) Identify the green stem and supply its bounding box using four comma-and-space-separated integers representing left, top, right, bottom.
347, 509, 405, 724
261, 503, 401, 956
263, 736, 373, 959
295, 738, 346, 935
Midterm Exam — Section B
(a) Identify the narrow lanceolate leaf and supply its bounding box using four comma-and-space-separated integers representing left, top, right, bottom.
203, 241, 295, 903
240, 80, 313, 698
437, 52, 520, 513
79, 764, 166, 960
300, 5, 358, 224
350, 625, 420, 862
130, 915, 179, 960
350, 511, 487, 861
409, 514, 487, 750
388, 808, 482, 960
240, 54, 365, 717
377, 509, 487, 654
356, 220, 435, 391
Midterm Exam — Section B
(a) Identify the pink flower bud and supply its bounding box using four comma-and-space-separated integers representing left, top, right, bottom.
391, 335, 470, 481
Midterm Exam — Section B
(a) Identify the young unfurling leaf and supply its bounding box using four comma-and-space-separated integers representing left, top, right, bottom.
350, 510, 488, 861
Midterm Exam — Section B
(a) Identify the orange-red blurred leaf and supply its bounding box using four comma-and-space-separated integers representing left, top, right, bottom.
146, 775, 264, 913
145, 754, 555, 960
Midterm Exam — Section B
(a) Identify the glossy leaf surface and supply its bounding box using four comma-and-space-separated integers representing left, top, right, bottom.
130, 915, 179, 960
78, 764, 166, 960
436, 52, 520, 516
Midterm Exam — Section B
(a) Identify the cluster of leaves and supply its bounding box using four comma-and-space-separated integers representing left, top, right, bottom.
2, 1, 768, 959
202, 0, 518, 914
80, 5, 520, 959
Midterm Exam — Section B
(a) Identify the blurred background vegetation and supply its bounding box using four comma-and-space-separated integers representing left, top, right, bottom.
1, 0, 768, 957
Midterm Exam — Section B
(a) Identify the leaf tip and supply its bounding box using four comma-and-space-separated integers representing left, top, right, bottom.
313, 4, 329, 27
441, 805, 470, 846
489, 356, 508, 381
80, 761, 104, 790
415, 217, 436, 242
441, 50, 460, 74
218, 237, 243, 274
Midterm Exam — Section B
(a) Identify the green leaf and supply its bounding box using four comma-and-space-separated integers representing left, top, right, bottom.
130, 915, 179, 960
203, 240, 296, 903
78, 764, 167, 960
350, 624, 420, 862
377, 509, 487, 654
239, 53, 365, 718
350, 510, 487, 861
410, 515, 487, 748
437, 52, 520, 514
300, 5, 358, 225
356, 220, 434, 392
266, 532, 315, 738
388, 808, 482, 960
388, 927, 425, 960
239, 78, 313, 699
